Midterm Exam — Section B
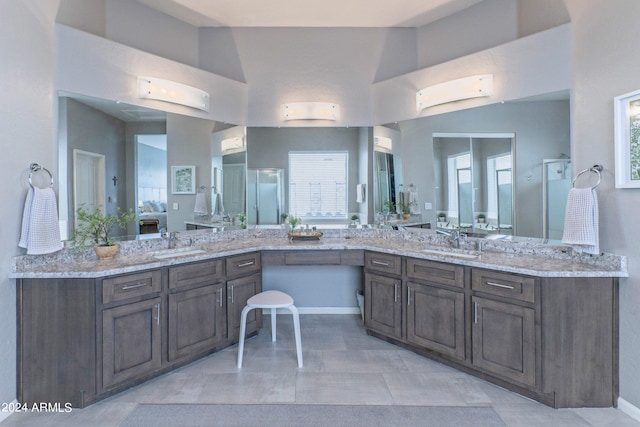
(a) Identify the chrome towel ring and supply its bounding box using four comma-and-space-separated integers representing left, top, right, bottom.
28, 163, 54, 189
572, 164, 603, 189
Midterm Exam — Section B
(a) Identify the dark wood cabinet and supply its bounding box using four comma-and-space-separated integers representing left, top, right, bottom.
167, 260, 226, 361
16, 248, 620, 409
364, 272, 402, 339
226, 252, 262, 341
471, 296, 536, 387
406, 281, 465, 360
226, 273, 262, 341
470, 268, 537, 388
168, 284, 226, 361
102, 297, 162, 389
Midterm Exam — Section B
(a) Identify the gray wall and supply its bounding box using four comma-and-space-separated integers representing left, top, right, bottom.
564, 0, 640, 410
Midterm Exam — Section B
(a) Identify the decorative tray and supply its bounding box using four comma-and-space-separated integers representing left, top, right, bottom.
288, 231, 323, 241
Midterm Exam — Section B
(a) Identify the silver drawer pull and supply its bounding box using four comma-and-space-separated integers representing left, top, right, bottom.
121, 282, 148, 291
372, 260, 390, 267
237, 261, 255, 267
486, 281, 515, 290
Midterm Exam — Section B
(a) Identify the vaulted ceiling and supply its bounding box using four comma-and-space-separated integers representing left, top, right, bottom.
135, 0, 484, 28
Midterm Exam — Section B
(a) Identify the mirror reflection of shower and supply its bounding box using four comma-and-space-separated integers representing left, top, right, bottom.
543, 158, 572, 240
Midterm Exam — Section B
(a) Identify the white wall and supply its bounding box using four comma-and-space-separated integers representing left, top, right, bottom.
0, 0, 60, 415
564, 0, 640, 410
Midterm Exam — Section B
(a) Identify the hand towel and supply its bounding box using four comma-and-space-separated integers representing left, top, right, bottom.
213, 193, 225, 215
408, 191, 420, 215
194, 192, 208, 214
356, 184, 365, 203
18, 187, 63, 255
562, 187, 599, 255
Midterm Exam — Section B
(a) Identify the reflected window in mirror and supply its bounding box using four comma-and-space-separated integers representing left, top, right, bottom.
288, 151, 347, 220
136, 134, 168, 233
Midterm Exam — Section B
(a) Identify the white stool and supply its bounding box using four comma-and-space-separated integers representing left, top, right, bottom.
237, 290, 303, 368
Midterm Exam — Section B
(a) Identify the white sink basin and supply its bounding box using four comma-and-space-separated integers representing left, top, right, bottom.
151, 248, 206, 259
421, 248, 480, 260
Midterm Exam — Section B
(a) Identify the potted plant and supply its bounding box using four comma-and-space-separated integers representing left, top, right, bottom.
72, 206, 139, 259
280, 213, 289, 224
238, 212, 247, 229
437, 213, 447, 223
397, 199, 416, 220
383, 199, 395, 214
350, 214, 359, 225
288, 216, 301, 230
476, 213, 486, 223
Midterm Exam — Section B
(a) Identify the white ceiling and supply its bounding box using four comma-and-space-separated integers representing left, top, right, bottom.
135, 0, 484, 28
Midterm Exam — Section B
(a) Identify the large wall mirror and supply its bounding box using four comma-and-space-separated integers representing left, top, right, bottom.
433, 133, 514, 235
58, 92, 230, 240
395, 91, 570, 240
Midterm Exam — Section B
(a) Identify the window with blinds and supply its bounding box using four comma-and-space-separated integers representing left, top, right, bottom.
288, 151, 348, 219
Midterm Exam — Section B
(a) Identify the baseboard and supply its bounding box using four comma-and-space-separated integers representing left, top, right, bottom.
618, 397, 640, 422
265, 307, 361, 315
0, 400, 17, 423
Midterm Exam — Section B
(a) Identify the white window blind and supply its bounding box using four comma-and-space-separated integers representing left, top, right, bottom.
288, 151, 348, 219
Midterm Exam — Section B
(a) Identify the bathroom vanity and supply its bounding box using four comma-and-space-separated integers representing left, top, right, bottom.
11, 228, 626, 409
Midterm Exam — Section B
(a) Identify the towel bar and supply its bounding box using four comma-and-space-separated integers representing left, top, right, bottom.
572, 164, 602, 189
28, 163, 54, 189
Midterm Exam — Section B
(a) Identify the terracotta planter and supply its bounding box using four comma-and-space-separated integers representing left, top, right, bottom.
94, 244, 119, 259
402, 213, 411, 221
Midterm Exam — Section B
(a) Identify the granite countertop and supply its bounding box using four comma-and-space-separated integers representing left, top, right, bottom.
10, 228, 628, 279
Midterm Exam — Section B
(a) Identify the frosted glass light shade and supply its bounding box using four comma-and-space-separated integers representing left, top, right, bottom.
416, 74, 493, 110
280, 102, 340, 121
138, 76, 210, 112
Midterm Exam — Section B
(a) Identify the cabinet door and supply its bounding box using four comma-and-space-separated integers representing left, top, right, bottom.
102, 297, 162, 389
168, 284, 226, 361
364, 272, 402, 339
406, 281, 465, 361
227, 273, 263, 341
472, 296, 536, 387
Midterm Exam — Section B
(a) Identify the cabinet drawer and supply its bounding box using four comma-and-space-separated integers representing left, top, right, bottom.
169, 259, 224, 290
102, 270, 162, 304
364, 252, 402, 276
406, 258, 464, 289
472, 269, 535, 303
284, 250, 341, 265
226, 252, 261, 278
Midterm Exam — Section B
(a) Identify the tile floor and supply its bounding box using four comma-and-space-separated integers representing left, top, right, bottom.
2, 314, 639, 427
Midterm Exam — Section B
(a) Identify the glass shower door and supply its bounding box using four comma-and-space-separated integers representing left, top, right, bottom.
543, 159, 571, 240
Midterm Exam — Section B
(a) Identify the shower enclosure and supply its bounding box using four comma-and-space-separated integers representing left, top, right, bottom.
542, 159, 572, 240
247, 168, 285, 226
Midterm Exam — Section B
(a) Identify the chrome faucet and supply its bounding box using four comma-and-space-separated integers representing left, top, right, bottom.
167, 231, 178, 249
449, 229, 465, 249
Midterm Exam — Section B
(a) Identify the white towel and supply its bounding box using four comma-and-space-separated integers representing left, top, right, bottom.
213, 193, 225, 215
562, 187, 599, 255
194, 192, 208, 214
356, 184, 365, 203
18, 187, 63, 255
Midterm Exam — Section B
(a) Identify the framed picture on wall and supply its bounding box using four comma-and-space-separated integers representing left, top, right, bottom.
614, 89, 640, 188
171, 165, 196, 194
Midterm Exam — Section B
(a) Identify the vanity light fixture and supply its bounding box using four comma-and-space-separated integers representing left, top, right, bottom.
280, 102, 340, 121
137, 76, 210, 112
416, 74, 493, 110
221, 136, 245, 152
373, 136, 393, 152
